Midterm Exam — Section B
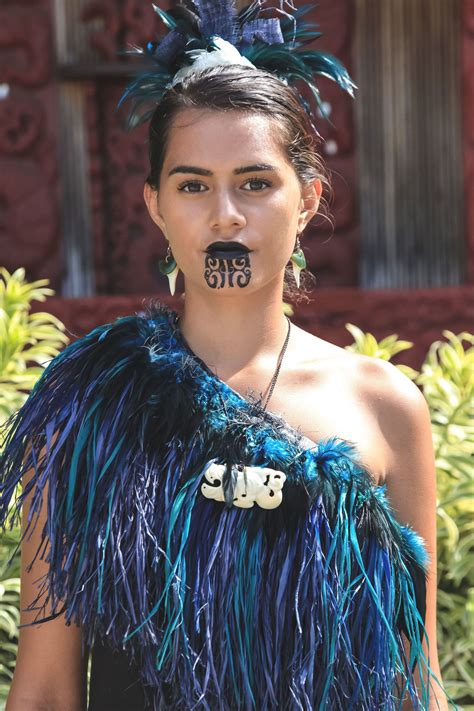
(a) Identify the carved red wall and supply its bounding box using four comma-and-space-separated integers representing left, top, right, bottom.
0, 0, 61, 289
83, 1, 169, 294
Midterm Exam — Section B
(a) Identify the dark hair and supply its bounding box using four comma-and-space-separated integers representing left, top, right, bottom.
147, 65, 333, 304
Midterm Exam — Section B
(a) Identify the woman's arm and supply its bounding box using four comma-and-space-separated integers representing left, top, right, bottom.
6, 440, 89, 711
369, 360, 449, 711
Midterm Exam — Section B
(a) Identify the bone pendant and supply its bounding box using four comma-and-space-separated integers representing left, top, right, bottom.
201, 462, 287, 509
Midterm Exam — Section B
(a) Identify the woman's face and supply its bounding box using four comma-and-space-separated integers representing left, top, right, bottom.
144, 107, 322, 295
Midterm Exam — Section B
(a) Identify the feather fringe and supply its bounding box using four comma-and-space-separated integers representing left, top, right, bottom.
0, 300, 456, 709
119, 1, 356, 130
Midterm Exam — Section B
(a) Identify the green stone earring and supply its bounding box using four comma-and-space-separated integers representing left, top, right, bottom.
158, 243, 180, 296
290, 233, 306, 288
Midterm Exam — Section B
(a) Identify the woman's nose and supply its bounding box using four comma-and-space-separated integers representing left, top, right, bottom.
209, 190, 247, 230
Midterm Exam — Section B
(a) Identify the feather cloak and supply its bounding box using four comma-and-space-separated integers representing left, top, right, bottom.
0, 300, 449, 709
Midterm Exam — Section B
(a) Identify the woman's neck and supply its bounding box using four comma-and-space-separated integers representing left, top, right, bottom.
177, 285, 291, 381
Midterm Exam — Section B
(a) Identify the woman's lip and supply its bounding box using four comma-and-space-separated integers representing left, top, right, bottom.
205, 249, 253, 259
205, 245, 253, 254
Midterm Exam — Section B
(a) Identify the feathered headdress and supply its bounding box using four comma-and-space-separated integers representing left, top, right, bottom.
119, 0, 357, 130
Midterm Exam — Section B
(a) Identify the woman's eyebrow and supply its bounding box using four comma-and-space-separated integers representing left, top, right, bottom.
167, 163, 279, 177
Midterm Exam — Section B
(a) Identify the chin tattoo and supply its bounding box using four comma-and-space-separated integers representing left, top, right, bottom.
204, 253, 252, 288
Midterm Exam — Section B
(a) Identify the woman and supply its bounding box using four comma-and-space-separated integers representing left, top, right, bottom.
1, 2, 454, 709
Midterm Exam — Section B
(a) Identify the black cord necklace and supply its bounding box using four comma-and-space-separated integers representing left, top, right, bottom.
257, 315, 292, 411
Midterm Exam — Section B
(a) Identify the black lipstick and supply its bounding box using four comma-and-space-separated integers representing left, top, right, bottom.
205, 241, 252, 259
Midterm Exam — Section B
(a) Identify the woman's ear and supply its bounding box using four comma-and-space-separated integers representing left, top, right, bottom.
144, 182, 166, 234
297, 178, 322, 233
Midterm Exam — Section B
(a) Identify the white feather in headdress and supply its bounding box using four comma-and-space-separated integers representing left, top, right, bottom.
169, 37, 256, 88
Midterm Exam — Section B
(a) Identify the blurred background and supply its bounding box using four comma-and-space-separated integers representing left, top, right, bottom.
0, 0, 473, 361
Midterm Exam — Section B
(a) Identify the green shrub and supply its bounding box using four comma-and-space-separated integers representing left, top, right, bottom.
346, 324, 474, 708
0, 267, 69, 701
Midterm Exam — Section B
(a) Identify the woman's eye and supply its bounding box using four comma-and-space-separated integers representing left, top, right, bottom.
178, 182, 206, 193
242, 178, 271, 191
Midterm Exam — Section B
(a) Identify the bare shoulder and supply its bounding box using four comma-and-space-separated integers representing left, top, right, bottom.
354, 356, 434, 481
354, 353, 429, 415
350, 354, 430, 437
291, 324, 397, 383
290, 324, 362, 370
289, 328, 431, 485
292, 325, 427, 408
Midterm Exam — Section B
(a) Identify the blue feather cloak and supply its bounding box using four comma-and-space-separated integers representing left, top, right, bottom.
0, 300, 451, 709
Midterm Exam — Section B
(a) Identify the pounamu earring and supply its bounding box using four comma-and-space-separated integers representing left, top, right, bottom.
290, 233, 306, 288
158, 243, 180, 296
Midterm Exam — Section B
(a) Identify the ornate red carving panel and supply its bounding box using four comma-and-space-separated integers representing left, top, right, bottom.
0, 0, 60, 289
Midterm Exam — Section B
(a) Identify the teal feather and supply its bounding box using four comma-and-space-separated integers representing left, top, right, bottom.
152, 3, 178, 30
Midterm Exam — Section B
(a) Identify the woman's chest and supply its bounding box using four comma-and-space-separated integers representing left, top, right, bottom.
227, 356, 389, 486
278, 391, 389, 486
